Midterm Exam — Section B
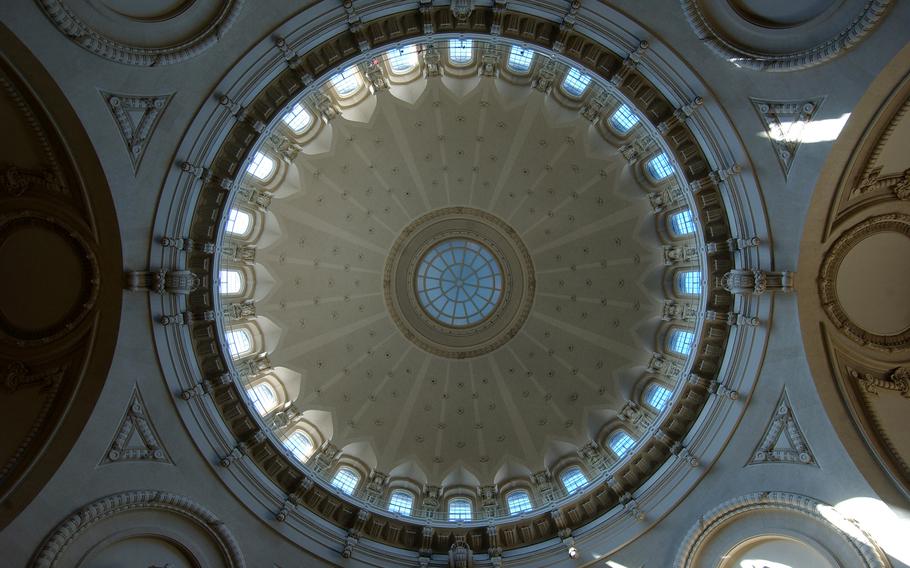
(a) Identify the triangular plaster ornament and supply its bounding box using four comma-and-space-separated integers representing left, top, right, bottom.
101, 386, 172, 465
747, 388, 816, 466
750, 97, 825, 179
101, 90, 172, 174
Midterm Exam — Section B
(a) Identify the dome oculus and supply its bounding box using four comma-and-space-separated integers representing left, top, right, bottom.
384, 207, 535, 359
415, 238, 503, 327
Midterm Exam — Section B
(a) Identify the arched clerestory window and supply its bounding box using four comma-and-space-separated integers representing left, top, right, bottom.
668, 328, 695, 356
562, 67, 591, 96
560, 466, 588, 494
246, 151, 275, 180
608, 430, 636, 458
331, 467, 360, 495
647, 152, 674, 180
224, 328, 253, 359
388, 490, 415, 516
283, 430, 314, 462
506, 490, 533, 515
447, 497, 473, 521
644, 382, 673, 412
246, 382, 278, 416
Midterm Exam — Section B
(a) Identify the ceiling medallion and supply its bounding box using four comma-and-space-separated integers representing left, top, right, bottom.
384, 207, 534, 358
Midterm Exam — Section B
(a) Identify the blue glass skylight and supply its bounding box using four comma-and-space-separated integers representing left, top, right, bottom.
416, 239, 503, 327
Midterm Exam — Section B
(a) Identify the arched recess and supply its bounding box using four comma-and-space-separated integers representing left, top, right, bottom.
31, 491, 245, 567
797, 41, 910, 504
0, 23, 121, 529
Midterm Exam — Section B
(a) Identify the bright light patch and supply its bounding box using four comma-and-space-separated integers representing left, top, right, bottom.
833, 497, 910, 565
282, 102, 313, 133
761, 113, 851, 144
387, 44, 419, 73
330, 67, 361, 96
740, 561, 792, 568
246, 151, 274, 180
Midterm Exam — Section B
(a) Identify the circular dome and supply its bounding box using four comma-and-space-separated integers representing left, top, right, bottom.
415, 238, 503, 327
157, 5, 766, 559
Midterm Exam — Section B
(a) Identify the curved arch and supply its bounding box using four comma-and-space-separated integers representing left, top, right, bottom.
674, 492, 888, 568
31, 491, 245, 568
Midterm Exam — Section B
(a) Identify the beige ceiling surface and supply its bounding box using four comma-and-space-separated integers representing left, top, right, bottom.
256, 75, 665, 485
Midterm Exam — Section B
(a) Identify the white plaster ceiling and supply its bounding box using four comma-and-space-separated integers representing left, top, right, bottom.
255, 73, 666, 486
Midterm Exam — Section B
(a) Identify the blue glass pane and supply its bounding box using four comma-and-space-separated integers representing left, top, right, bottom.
669, 329, 695, 355
647, 153, 674, 180
562, 68, 591, 96
670, 209, 696, 236
388, 491, 414, 515
609, 431, 635, 457
507, 46, 534, 72
677, 271, 701, 295
416, 239, 503, 327
387, 44, 419, 72
331, 467, 359, 495
610, 104, 639, 133
449, 39, 473, 64
507, 491, 533, 514
645, 384, 672, 411
448, 498, 472, 521
560, 467, 588, 494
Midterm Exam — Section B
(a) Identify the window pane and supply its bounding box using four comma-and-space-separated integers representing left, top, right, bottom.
562, 67, 591, 96
416, 238, 503, 327
225, 208, 251, 236
448, 498, 472, 521
669, 329, 695, 355
330, 67, 361, 96
507, 45, 534, 72
246, 151, 274, 180
610, 103, 639, 133
284, 430, 313, 462
449, 39, 473, 64
677, 271, 702, 295
246, 382, 277, 415
647, 152, 674, 180
669, 209, 696, 236
609, 431, 635, 458
282, 102, 312, 133
331, 467, 360, 495
388, 490, 414, 516
387, 44, 419, 73
645, 383, 673, 411
507, 491, 533, 515
225, 328, 252, 358
560, 467, 588, 494
219, 269, 243, 295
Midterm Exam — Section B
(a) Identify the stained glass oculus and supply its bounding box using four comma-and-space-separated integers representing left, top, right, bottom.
416, 239, 503, 327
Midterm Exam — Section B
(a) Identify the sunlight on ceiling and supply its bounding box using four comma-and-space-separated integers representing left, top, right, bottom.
760, 113, 851, 144
740, 560, 792, 568
834, 497, 910, 565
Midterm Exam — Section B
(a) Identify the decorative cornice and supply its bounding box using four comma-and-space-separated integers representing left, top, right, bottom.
675, 492, 889, 568
36, 0, 244, 66
818, 213, 910, 351
31, 491, 245, 568
680, 0, 892, 72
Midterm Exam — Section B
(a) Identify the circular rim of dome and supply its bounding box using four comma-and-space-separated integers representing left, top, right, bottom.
150, 1, 772, 560
384, 207, 535, 359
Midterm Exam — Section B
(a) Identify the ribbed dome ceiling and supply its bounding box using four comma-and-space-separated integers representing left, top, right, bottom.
251, 73, 664, 486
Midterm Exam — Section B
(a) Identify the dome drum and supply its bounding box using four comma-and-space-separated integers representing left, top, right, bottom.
161, 1, 754, 558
